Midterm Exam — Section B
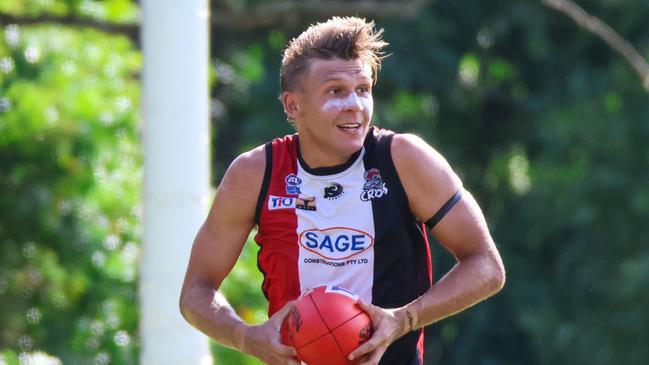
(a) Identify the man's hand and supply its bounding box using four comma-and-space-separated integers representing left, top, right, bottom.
241, 301, 300, 365
348, 300, 410, 365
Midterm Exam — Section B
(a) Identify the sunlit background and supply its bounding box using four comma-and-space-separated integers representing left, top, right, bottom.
1, 0, 648, 364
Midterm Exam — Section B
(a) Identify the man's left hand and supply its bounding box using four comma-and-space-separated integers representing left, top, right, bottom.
347, 300, 410, 365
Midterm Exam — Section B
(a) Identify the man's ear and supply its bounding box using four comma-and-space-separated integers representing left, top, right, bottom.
281, 91, 300, 121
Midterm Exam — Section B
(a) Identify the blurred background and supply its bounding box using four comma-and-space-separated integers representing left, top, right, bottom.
1, 0, 648, 364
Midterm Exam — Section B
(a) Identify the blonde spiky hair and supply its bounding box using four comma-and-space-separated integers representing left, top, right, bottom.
280, 16, 389, 92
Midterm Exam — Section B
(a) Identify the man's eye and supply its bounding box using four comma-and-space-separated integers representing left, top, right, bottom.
358, 86, 370, 93
328, 88, 340, 95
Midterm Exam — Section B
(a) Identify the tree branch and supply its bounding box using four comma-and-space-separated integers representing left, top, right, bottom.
541, 0, 649, 92
0, 12, 140, 44
211, 0, 435, 29
1, 0, 433, 45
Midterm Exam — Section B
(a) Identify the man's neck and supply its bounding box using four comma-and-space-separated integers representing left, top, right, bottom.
296, 138, 363, 175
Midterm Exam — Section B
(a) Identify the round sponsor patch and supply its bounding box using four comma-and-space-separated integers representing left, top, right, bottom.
299, 227, 374, 260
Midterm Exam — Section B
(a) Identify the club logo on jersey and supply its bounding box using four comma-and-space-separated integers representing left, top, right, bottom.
296, 196, 317, 211
324, 182, 344, 200
268, 195, 295, 210
285, 173, 302, 195
299, 227, 374, 260
360, 168, 388, 201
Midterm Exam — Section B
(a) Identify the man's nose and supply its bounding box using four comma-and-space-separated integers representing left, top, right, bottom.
343, 92, 363, 111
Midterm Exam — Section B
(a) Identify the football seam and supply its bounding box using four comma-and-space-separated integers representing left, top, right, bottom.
307, 294, 366, 364
290, 295, 333, 351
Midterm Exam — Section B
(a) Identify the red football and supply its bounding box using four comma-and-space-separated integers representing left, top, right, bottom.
281, 286, 373, 365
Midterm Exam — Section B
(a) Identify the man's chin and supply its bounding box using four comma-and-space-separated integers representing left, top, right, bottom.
338, 139, 364, 155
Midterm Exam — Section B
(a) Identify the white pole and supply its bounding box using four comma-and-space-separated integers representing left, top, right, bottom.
140, 1, 212, 364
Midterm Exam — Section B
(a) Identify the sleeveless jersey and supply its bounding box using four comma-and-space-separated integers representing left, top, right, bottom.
254, 127, 431, 364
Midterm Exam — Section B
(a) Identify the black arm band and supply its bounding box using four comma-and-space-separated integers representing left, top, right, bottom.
425, 189, 464, 229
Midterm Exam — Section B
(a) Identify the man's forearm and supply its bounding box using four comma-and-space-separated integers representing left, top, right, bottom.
402, 251, 505, 330
179, 282, 248, 351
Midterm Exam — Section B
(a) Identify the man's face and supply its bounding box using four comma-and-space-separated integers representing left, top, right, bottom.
283, 58, 374, 166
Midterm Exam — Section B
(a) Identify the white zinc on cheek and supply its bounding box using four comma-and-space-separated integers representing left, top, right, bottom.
322, 92, 373, 113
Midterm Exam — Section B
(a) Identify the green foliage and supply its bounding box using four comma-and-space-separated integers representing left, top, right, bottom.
0, 350, 20, 365
1, 0, 648, 364
0, 0, 138, 23
0, 1, 140, 364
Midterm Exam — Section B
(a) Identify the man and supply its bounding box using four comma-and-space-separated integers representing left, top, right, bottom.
180, 16, 505, 365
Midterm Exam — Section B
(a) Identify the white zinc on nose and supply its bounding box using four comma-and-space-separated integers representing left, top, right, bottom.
322, 91, 372, 112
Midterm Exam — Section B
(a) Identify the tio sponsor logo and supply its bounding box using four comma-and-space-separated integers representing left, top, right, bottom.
299, 227, 374, 260
268, 195, 295, 210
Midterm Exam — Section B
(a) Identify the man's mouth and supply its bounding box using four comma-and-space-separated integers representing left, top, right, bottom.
337, 123, 361, 131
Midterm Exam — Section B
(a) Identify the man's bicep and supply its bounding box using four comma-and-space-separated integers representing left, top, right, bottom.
185, 218, 253, 289
430, 191, 496, 260
392, 134, 462, 223
184, 148, 265, 289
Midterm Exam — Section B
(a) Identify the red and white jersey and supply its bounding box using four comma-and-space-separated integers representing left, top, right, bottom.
255, 127, 431, 364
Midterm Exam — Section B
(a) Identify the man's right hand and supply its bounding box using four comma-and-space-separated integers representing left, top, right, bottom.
241, 300, 300, 365
180, 147, 302, 364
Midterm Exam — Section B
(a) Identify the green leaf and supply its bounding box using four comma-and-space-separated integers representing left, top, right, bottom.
0, 350, 20, 365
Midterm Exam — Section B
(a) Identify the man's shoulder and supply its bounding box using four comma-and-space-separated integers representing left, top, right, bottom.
388, 132, 462, 221
390, 133, 442, 164
366, 128, 428, 152
226, 133, 298, 181
232, 144, 266, 170
389, 132, 458, 187
222, 144, 267, 189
